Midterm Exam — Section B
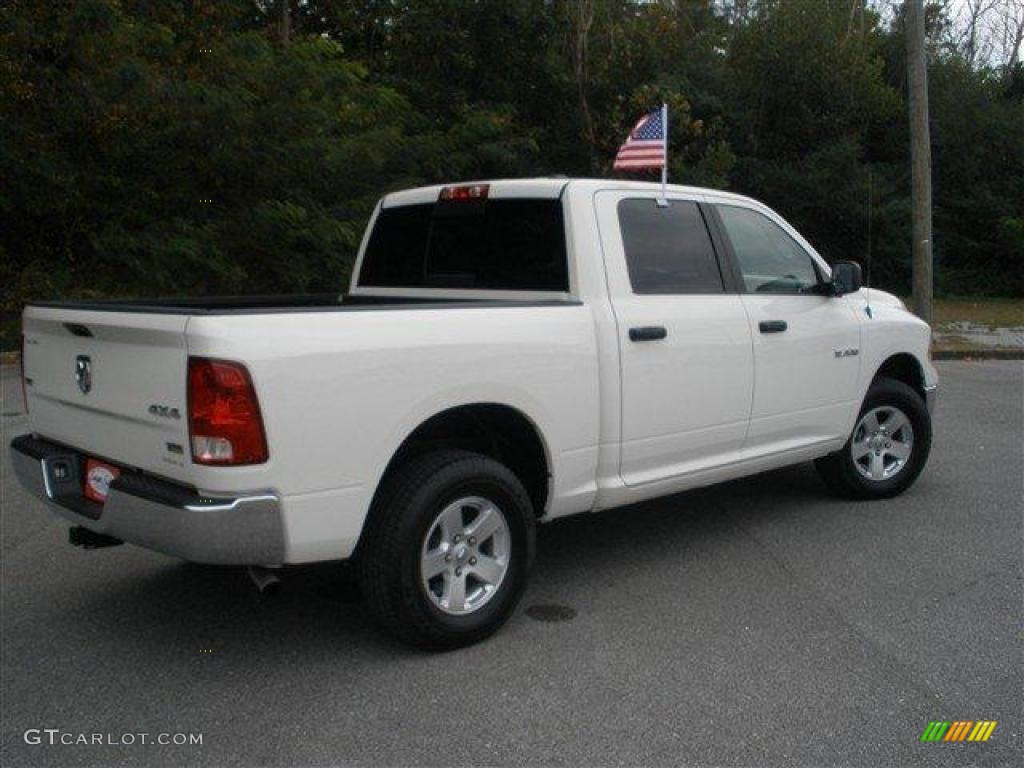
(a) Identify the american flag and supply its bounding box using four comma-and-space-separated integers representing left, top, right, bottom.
613, 107, 666, 171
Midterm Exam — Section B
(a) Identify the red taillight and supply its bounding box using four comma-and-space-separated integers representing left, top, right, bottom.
19, 331, 28, 413
187, 357, 268, 465
438, 183, 489, 201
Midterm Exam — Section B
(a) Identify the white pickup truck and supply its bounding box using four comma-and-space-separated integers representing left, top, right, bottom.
11, 178, 936, 648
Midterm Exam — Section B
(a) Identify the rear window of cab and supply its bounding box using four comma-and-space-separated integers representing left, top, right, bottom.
359, 199, 569, 292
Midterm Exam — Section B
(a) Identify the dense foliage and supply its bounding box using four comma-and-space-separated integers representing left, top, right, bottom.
2, 0, 1022, 313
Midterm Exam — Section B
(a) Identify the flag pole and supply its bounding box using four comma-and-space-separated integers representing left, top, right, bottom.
658, 102, 669, 207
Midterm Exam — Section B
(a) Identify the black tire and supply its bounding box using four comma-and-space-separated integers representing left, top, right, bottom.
815, 377, 932, 500
356, 450, 535, 650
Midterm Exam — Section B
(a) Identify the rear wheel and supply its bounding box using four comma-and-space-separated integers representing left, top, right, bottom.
816, 377, 932, 499
357, 450, 535, 649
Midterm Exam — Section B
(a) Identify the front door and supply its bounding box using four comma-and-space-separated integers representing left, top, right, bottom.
595, 191, 754, 487
711, 202, 862, 455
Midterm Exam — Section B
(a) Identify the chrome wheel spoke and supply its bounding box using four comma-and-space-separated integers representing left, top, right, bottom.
437, 504, 464, 542
422, 548, 449, 579
860, 411, 881, 433
851, 439, 872, 461
471, 554, 504, 585
887, 440, 911, 461
466, 504, 501, 542
886, 411, 910, 438
444, 572, 467, 613
869, 452, 886, 480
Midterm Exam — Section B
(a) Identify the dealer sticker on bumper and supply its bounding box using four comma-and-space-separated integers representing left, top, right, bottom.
83, 459, 120, 503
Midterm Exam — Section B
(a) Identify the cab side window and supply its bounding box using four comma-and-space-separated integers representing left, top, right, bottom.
716, 205, 820, 294
618, 199, 724, 294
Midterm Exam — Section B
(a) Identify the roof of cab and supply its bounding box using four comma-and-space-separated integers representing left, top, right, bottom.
380, 177, 757, 208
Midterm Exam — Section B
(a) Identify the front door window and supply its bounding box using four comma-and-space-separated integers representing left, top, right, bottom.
717, 205, 820, 294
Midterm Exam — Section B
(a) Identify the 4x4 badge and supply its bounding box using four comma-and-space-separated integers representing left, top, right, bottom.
74, 355, 92, 394
148, 403, 181, 420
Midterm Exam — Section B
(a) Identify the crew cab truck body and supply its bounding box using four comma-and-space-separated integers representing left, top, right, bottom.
11, 178, 937, 648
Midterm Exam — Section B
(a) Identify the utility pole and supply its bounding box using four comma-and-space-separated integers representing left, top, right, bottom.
906, 0, 933, 326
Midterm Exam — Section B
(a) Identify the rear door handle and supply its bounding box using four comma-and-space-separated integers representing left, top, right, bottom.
758, 320, 788, 334
629, 326, 668, 342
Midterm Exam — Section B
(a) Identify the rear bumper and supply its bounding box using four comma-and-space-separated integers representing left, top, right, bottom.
9, 434, 285, 565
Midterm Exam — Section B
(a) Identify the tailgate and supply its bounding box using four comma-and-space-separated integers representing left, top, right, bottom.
22, 305, 192, 483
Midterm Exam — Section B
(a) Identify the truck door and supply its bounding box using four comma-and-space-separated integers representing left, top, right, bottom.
594, 190, 754, 487
709, 202, 862, 455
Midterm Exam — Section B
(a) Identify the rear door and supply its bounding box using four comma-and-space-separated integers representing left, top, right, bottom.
22, 305, 192, 481
595, 190, 754, 487
709, 202, 862, 454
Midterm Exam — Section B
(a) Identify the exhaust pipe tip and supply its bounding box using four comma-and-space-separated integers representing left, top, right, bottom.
247, 565, 282, 597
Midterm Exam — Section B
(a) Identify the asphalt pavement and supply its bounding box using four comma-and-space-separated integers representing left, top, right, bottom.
1, 361, 1021, 767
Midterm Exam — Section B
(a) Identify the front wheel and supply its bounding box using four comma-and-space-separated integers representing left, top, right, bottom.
357, 450, 535, 649
816, 377, 932, 499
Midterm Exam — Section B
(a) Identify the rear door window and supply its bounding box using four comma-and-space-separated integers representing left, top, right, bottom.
617, 199, 724, 294
359, 199, 569, 291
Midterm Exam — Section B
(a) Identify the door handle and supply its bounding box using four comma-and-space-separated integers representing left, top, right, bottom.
629, 326, 668, 342
758, 320, 788, 334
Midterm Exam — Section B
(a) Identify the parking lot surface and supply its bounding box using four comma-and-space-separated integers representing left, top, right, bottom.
1, 361, 1021, 767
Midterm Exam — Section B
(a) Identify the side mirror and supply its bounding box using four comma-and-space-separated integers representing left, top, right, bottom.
831, 261, 863, 296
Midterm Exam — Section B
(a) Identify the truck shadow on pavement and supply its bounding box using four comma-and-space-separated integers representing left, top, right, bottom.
72, 462, 846, 659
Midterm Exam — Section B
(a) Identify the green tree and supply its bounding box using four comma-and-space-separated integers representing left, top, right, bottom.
1, 0, 1020, 323
724, 1, 901, 271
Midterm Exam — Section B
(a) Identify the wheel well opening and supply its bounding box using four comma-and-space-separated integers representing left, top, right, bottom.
874, 353, 925, 399
381, 404, 550, 518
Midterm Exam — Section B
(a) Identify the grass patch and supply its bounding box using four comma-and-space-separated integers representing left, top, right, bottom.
930, 297, 1023, 329
919, 297, 1024, 355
